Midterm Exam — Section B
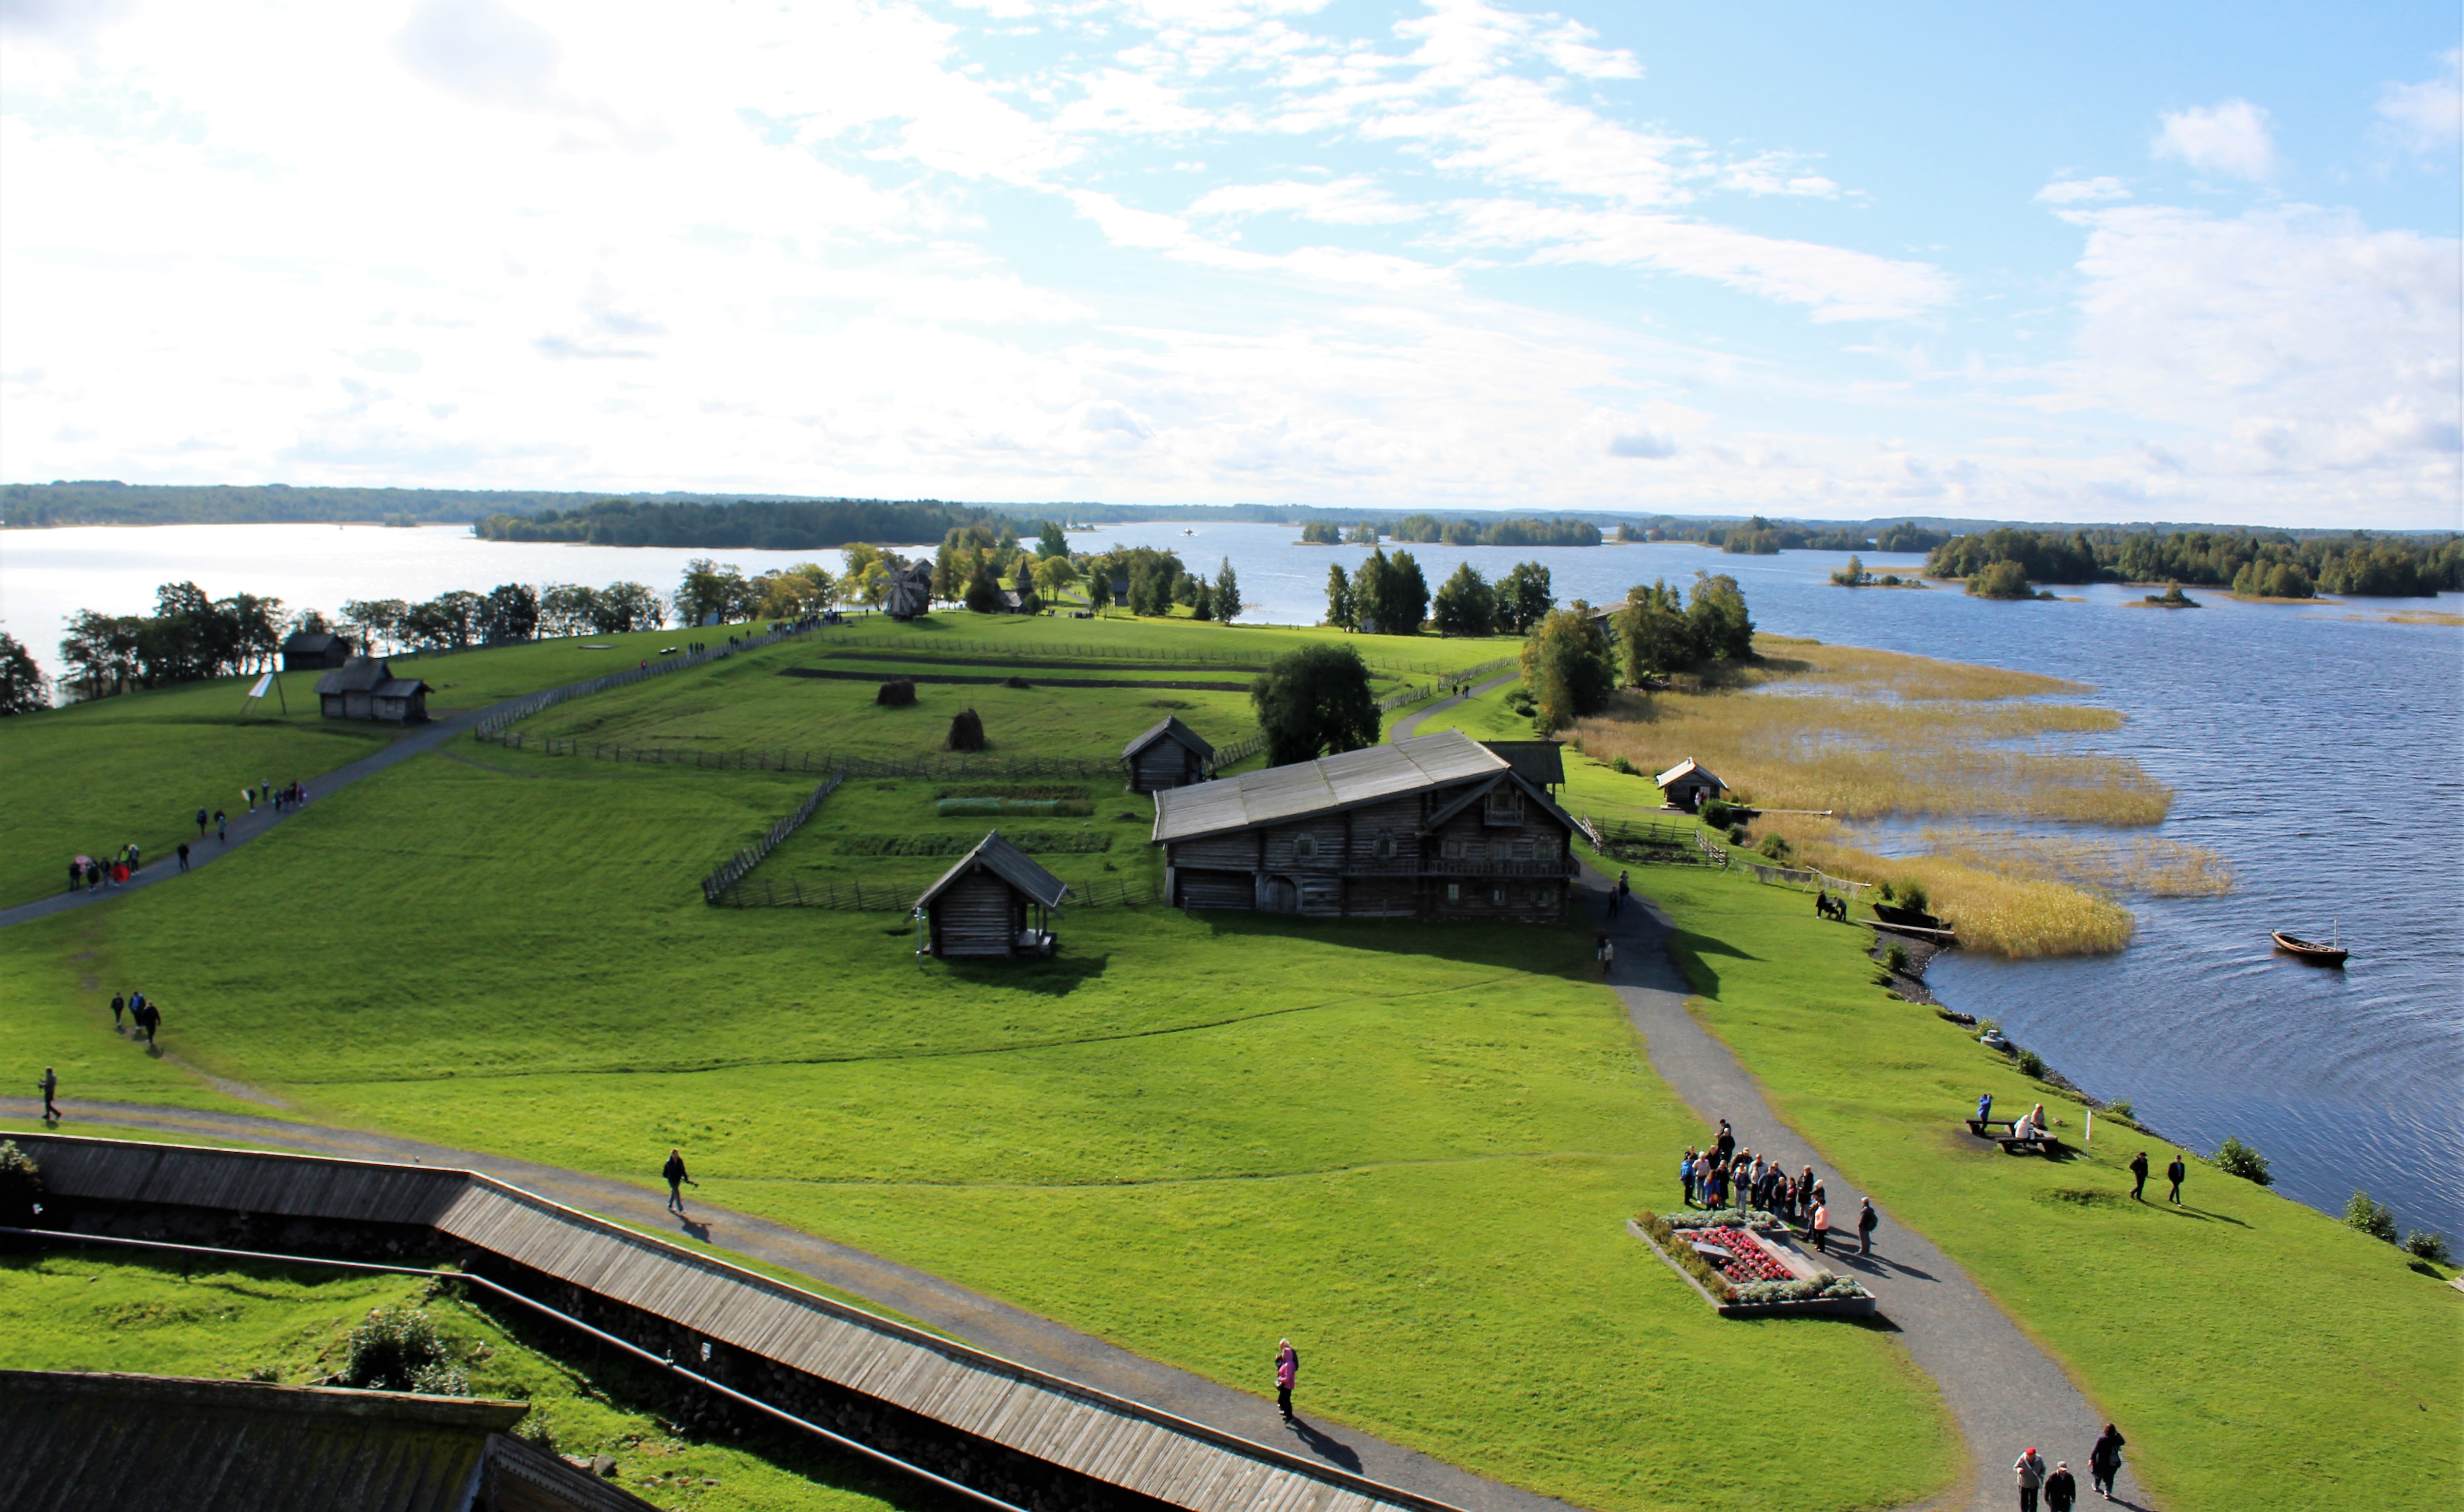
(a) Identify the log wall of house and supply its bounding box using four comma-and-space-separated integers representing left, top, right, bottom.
933, 870, 1019, 957
1130, 745, 1195, 793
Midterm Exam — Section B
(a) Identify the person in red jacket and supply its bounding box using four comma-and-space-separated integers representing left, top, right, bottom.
1273, 1338, 1299, 1422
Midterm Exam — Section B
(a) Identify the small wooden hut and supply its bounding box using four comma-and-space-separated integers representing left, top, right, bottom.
1120, 716, 1214, 793
1654, 757, 1727, 812
913, 832, 1068, 959
315, 656, 431, 724
279, 631, 353, 671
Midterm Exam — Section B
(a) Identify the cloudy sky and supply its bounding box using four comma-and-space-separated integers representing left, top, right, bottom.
2, 0, 2457, 525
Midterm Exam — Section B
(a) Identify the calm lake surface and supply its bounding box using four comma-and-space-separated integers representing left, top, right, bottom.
6, 520, 2460, 1237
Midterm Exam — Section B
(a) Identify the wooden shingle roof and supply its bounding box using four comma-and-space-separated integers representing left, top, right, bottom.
913, 830, 1069, 912
1151, 729, 1507, 844
1653, 758, 1724, 789
1122, 715, 1215, 763
1477, 740, 1564, 789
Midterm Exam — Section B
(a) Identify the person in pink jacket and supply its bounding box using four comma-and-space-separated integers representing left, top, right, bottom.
1274, 1338, 1299, 1422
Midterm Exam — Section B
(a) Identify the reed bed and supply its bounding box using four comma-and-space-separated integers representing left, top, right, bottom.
1571, 690, 2168, 825
1750, 815, 2137, 958
1914, 826, 2235, 897
1725, 636, 2092, 702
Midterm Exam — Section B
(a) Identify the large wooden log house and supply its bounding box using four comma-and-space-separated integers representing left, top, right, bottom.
1150, 728, 1579, 923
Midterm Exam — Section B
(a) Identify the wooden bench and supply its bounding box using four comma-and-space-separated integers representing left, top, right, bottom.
1995, 1134, 2061, 1156
1965, 1118, 2017, 1136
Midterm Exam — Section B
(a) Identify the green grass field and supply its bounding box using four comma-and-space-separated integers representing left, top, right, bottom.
1546, 749, 2464, 1511
0, 730, 1960, 1512
0, 1246, 920, 1512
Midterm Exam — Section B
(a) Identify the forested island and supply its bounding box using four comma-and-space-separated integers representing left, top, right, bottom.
471, 497, 1017, 550
1299, 515, 1601, 547
1925, 528, 2464, 598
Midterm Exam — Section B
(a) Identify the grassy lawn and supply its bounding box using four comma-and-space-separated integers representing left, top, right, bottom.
0, 1246, 920, 1512
0, 734, 1960, 1512
1558, 747, 2463, 1511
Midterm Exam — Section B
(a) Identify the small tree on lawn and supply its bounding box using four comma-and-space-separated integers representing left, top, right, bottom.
1252, 644, 1379, 766
1432, 563, 1494, 636
2344, 1190, 2398, 1243
1214, 558, 1242, 623
2213, 1136, 2271, 1186
1520, 607, 1617, 733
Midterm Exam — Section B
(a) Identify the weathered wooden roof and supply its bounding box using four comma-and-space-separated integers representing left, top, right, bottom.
1477, 741, 1564, 789
15, 1135, 1473, 1512
315, 656, 394, 695
914, 830, 1069, 912
1122, 715, 1215, 763
1151, 730, 1506, 844
0, 1370, 526, 1512
375, 677, 430, 698
1654, 757, 1724, 789
282, 631, 349, 654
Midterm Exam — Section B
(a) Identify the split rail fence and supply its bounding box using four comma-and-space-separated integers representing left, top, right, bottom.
702, 768, 847, 903
715, 875, 1165, 911
473, 620, 818, 738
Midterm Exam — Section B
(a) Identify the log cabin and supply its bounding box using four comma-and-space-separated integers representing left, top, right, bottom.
279, 630, 354, 671
913, 831, 1069, 959
1654, 758, 1727, 812
314, 656, 431, 724
1150, 728, 1578, 923
1119, 716, 1214, 793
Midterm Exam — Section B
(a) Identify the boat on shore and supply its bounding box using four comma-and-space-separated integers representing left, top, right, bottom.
2271, 929, 2348, 966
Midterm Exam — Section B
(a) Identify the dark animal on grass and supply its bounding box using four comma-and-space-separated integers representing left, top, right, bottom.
948, 707, 989, 751
1003, 675, 1031, 688
876, 678, 917, 706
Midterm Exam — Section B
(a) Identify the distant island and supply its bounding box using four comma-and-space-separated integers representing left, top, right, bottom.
1829, 555, 1928, 589
2130, 583, 2203, 609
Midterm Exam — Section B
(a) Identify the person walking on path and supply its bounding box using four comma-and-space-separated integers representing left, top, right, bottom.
66, 860, 82, 894
2015, 1447, 2048, 1512
138, 1000, 160, 1047
196, 807, 209, 837
2165, 1153, 2185, 1206
2088, 1424, 2126, 1500
177, 842, 191, 873
1857, 1196, 1879, 1255
216, 809, 228, 842
40, 1067, 61, 1121
111, 994, 125, 1031
1598, 934, 1614, 976
1274, 1338, 1299, 1422
663, 1148, 697, 1214
2127, 1151, 2149, 1202
1808, 1200, 1828, 1253
2044, 1461, 2077, 1512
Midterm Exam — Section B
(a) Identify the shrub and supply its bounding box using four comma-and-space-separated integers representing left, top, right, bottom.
1251, 643, 1379, 766
1726, 825, 1748, 846
0, 1140, 40, 1225
2344, 1190, 2398, 1243
875, 679, 916, 707
1756, 833, 1793, 861
1001, 675, 1030, 689
1967, 559, 2035, 599
2402, 1230, 2454, 1265
1610, 754, 1637, 775
2105, 1100, 2134, 1123
1882, 944, 1909, 973
1700, 800, 1738, 828
1893, 880, 1930, 914
1976, 1018, 2001, 1038
947, 708, 988, 752
2214, 1136, 2272, 1186
1635, 1210, 1733, 1300
2015, 1048, 2046, 1079
340, 1307, 467, 1396
1503, 687, 1536, 717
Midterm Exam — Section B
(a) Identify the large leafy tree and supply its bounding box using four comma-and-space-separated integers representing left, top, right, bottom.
1252, 643, 1380, 766
0, 632, 49, 714
1686, 570, 1756, 659
1614, 578, 1694, 680
1520, 606, 1618, 733
1323, 563, 1353, 629
1495, 562, 1554, 632
1432, 562, 1494, 636
1036, 520, 1070, 558
479, 583, 539, 643
1213, 558, 1242, 623
1383, 550, 1429, 633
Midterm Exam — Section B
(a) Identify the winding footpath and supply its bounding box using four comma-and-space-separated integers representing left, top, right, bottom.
1579, 865, 2151, 1512
1386, 672, 1520, 742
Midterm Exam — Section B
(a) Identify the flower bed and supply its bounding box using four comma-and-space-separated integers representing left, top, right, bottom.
1689, 1226, 1795, 1285
1661, 1206, 1783, 1233
1631, 1209, 1878, 1318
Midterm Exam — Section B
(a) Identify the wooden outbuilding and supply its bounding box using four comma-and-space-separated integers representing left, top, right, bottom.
315, 656, 431, 724
279, 631, 353, 671
1150, 728, 1579, 923
913, 831, 1069, 959
1479, 739, 1566, 794
1120, 716, 1214, 793
1655, 757, 1727, 812
884, 561, 934, 619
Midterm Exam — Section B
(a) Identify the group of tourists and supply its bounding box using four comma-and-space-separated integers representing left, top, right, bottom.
111, 990, 164, 1046
1607, 869, 1632, 917
66, 843, 145, 893
230, 779, 306, 817
2127, 1148, 2187, 1205
1676, 1118, 1880, 1255
2015, 1424, 2129, 1508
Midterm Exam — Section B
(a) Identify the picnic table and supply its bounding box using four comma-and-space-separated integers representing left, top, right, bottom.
1964, 1117, 2017, 1136
1995, 1133, 2061, 1156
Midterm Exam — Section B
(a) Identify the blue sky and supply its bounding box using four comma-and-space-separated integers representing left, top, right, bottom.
1, 0, 2457, 525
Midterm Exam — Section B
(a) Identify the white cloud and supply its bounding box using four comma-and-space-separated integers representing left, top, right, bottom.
2034, 176, 2129, 205
1189, 177, 1421, 224
2378, 49, 2463, 153
2151, 98, 2277, 180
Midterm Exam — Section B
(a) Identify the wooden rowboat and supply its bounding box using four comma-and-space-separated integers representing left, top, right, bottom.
2271, 930, 2348, 966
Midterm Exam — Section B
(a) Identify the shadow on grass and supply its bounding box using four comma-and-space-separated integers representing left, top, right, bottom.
1186, 909, 1601, 979
945, 954, 1111, 997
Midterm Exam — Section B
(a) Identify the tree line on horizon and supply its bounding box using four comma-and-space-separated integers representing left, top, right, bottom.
1925, 528, 2464, 598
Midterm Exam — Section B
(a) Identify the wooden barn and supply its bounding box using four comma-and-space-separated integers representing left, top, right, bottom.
1120, 716, 1214, 793
1654, 757, 1727, 812
913, 832, 1069, 959
279, 630, 353, 670
314, 656, 431, 724
1150, 728, 1579, 923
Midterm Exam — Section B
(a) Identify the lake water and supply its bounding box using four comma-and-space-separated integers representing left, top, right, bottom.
5, 519, 2460, 1237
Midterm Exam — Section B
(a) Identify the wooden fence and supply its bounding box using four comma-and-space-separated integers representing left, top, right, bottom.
474, 619, 819, 737
702, 768, 846, 903
715, 875, 1165, 911
481, 732, 1115, 779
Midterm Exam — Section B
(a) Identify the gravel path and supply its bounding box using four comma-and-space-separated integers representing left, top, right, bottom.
1387, 672, 1519, 741
1581, 863, 2153, 1512
0, 1097, 1577, 1512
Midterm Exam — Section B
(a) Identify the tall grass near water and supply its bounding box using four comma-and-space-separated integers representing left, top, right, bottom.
1571, 636, 2208, 957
